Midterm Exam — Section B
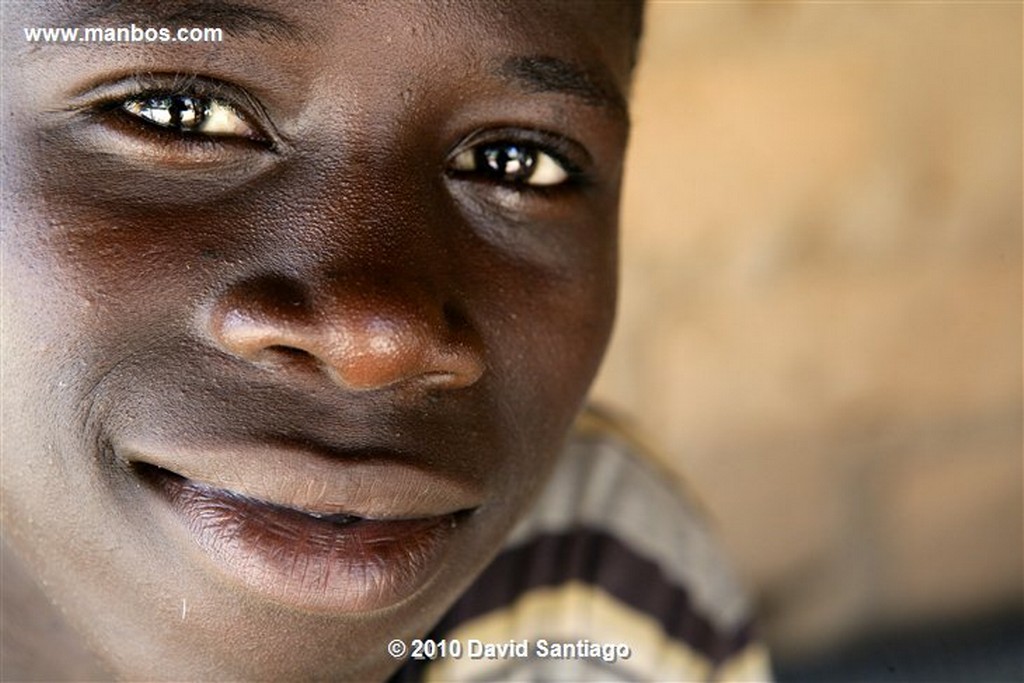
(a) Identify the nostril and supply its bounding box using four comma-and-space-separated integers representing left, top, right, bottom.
442, 301, 467, 329
266, 345, 309, 359
259, 344, 319, 370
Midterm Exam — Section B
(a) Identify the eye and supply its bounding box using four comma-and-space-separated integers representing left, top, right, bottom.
450, 142, 570, 187
122, 94, 259, 139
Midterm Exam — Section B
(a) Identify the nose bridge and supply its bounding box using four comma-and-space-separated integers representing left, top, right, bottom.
305, 134, 442, 263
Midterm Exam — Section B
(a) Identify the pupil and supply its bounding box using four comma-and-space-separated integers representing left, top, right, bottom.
480, 144, 535, 180
142, 95, 208, 130
168, 96, 206, 129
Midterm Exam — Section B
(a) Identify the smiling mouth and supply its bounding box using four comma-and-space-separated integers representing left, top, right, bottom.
134, 459, 476, 613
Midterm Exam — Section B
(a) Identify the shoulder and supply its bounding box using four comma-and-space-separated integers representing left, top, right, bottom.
508, 404, 754, 638
394, 405, 772, 682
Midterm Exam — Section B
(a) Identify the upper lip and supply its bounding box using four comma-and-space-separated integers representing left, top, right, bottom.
120, 440, 484, 520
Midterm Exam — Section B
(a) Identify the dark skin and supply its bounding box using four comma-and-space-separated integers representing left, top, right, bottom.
1, 1, 636, 680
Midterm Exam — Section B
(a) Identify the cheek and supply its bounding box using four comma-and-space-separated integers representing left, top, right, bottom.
0, 211, 140, 583
0, 191, 250, 491
4, 185, 287, 388
470, 236, 618, 452
0, 210, 95, 419
497, 212, 618, 391
0, 205, 191, 416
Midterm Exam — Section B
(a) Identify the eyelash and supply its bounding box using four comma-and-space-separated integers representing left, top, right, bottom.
91, 76, 590, 192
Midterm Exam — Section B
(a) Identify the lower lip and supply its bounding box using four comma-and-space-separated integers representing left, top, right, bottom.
140, 465, 462, 612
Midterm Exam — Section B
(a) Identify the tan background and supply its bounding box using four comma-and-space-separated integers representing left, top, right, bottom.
591, 0, 1022, 662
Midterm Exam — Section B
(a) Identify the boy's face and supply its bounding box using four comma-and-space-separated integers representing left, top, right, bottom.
1, 1, 633, 679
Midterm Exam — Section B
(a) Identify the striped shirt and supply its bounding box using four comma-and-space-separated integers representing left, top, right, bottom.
390, 407, 772, 682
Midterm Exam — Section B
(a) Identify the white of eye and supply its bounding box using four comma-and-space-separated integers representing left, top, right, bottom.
528, 152, 568, 186
199, 100, 254, 136
123, 96, 257, 138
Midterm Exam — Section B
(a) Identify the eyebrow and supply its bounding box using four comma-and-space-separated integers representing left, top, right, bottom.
54, 0, 306, 41
496, 56, 628, 119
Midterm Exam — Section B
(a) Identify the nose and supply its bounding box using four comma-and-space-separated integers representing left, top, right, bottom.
206, 275, 485, 392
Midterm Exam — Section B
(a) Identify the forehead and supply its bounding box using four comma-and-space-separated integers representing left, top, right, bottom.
8, 1, 637, 137
13, 1, 637, 84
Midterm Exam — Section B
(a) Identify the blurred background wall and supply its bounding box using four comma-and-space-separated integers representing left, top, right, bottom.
590, 0, 1022, 672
